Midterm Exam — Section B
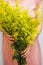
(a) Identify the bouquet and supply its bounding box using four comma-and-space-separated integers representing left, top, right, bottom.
0, 0, 41, 65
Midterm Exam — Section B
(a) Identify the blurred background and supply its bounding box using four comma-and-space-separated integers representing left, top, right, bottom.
39, 23, 43, 65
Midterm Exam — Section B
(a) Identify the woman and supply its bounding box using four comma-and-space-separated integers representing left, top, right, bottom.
1, 0, 42, 65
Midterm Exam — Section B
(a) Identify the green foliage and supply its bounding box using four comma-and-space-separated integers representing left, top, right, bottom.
12, 51, 26, 65
0, 0, 40, 65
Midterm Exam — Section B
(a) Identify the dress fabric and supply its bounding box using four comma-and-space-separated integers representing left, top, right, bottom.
2, 33, 41, 65
1, 0, 42, 65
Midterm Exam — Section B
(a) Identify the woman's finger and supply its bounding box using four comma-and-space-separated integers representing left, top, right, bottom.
22, 51, 31, 58
8, 37, 14, 41
21, 49, 32, 58
8, 38, 14, 44
21, 45, 32, 54
21, 48, 32, 58
7, 34, 14, 41
21, 45, 33, 58
7, 35, 13, 38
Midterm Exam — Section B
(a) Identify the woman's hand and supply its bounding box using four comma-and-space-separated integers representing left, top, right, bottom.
7, 35, 14, 43
6, 22, 42, 58
21, 45, 33, 58
6, 34, 33, 58
7, 23, 42, 58
21, 23, 42, 58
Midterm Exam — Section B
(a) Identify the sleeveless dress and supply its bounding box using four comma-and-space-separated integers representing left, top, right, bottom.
2, 0, 42, 65
2, 33, 41, 65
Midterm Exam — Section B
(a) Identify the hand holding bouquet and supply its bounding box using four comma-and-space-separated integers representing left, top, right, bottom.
0, 0, 41, 65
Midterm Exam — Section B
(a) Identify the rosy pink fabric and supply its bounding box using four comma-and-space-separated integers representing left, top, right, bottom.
2, 0, 42, 65
2, 33, 41, 65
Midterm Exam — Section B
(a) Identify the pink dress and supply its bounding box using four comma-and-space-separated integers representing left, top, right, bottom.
2, 0, 42, 65
2, 33, 41, 65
